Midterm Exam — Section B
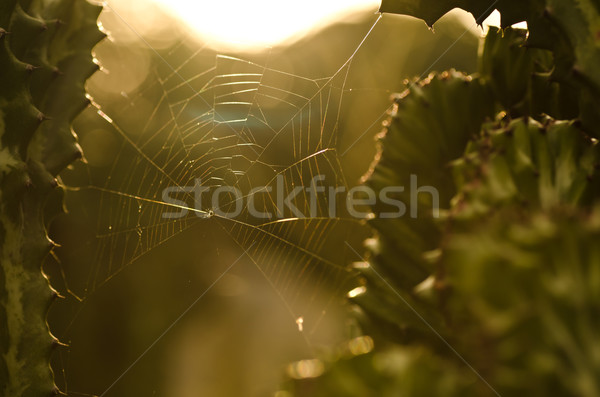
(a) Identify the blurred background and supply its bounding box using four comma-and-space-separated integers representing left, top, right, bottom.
44, 1, 487, 396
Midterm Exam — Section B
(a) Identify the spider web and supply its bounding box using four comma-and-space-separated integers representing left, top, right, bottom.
45, 4, 480, 395
53, 8, 381, 348
92, 30, 375, 308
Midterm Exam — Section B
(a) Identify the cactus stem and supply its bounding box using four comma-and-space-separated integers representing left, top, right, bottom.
0, 1, 103, 395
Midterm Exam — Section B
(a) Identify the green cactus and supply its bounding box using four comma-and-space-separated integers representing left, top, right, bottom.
356, 70, 495, 346
444, 207, 600, 396
382, 0, 600, 135
284, 1, 600, 395
0, 0, 103, 395
380, 0, 600, 84
453, 117, 600, 216
286, 207, 598, 397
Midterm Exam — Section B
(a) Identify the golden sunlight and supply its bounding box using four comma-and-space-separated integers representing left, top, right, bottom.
482, 10, 528, 34
152, 0, 380, 50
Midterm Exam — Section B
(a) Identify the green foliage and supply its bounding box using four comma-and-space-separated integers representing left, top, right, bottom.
285, 1, 600, 395
0, 1, 103, 395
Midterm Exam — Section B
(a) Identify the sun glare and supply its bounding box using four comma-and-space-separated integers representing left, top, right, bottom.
482, 10, 528, 33
152, 0, 380, 51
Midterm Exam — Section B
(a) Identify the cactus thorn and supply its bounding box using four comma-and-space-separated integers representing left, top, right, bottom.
51, 338, 69, 349
51, 289, 65, 300
51, 385, 69, 396
47, 238, 57, 249
48, 232, 61, 246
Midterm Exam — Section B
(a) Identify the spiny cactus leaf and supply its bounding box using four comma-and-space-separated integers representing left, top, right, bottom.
357, 70, 495, 343
366, 70, 494, 206
380, 0, 600, 97
452, 117, 600, 217
0, 0, 103, 396
358, 110, 600, 354
349, 256, 448, 346
29, 0, 104, 175
478, 26, 566, 117
479, 25, 598, 138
